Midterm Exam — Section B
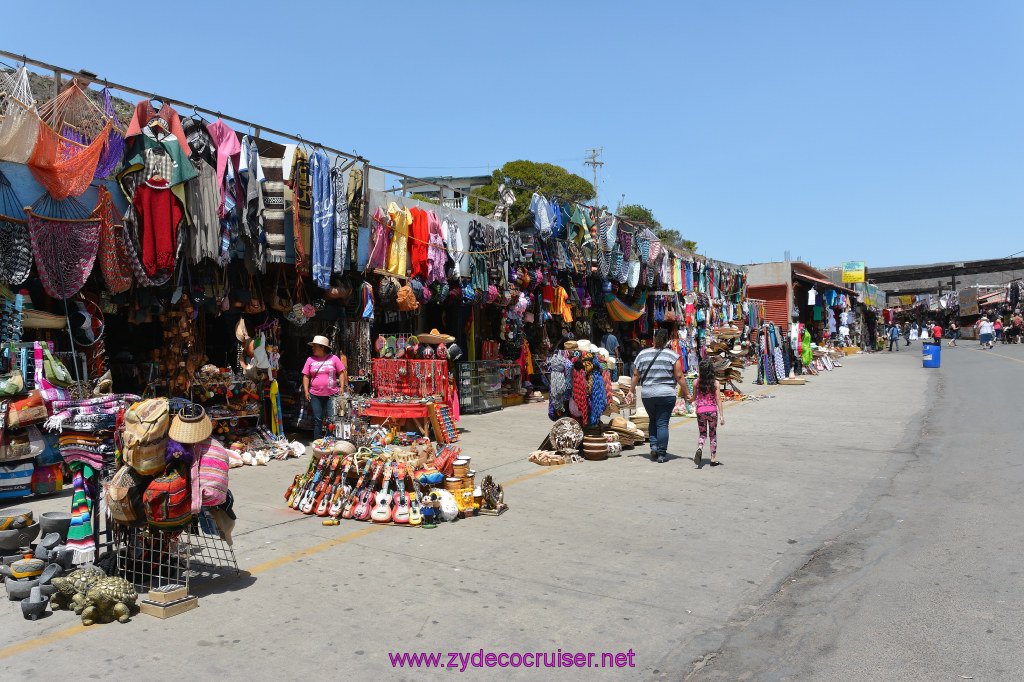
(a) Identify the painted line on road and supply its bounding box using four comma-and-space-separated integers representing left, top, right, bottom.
965, 347, 1024, 364
669, 385, 779, 429
0, 463, 560, 662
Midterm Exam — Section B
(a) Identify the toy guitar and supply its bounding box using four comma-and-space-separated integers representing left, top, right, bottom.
291, 451, 329, 509
327, 458, 356, 517
352, 461, 383, 521
297, 453, 331, 512
341, 460, 375, 519
285, 453, 321, 505
392, 463, 410, 524
370, 462, 395, 523
315, 456, 343, 516
407, 475, 423, 526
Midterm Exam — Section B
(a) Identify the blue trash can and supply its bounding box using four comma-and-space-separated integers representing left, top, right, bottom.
922, 343, 941, 368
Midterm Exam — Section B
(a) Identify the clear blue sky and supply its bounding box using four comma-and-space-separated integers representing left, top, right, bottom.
4, 1, 1023, 268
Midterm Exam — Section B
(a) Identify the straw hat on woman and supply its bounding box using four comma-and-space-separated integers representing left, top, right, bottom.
302, 335, 348, 440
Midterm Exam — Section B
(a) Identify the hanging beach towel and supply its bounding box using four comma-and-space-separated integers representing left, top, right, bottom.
0, 170, 32, 285
28, 80, 113, 200
92, 186, 134, 293
0, 66, 40, 164
605, 290, 647, 322
23, 194, 101, 299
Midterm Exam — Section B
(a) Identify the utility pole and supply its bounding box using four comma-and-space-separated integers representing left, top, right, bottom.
584, 148, 603, 212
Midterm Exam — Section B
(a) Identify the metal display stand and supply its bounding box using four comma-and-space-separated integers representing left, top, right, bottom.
111, 511, 239, 593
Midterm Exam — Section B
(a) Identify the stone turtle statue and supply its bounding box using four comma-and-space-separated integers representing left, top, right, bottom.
50, 566, 106, 613
80, 576, 138, 626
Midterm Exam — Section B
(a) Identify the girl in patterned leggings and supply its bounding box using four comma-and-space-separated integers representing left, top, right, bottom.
693, 358, 725, 467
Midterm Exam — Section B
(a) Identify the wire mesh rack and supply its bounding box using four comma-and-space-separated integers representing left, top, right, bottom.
111, 512, 239, 593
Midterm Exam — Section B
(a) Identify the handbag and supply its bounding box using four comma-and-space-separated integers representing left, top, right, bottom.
42, 344, 73, 387
244, 273, 265, 314
7, 390, 46, 428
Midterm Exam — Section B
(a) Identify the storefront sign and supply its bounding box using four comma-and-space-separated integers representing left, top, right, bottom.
899, 295, 913, 306
841, 261, 866, 283
958, 288, 979, 316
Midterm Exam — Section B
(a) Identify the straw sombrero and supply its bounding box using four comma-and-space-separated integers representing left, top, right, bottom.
419, 328, 455, 344
169, 404, 213, 444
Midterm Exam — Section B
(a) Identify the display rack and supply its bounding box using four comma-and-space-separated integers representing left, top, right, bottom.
456, 361, 502, 415
112, 511, 239, 593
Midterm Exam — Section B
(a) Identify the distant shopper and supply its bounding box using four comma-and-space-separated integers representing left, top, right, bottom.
692, 357, 725, 467
932, 323, 943, 344
947, 321, 959, 347
601, 328, 621, 379
626, 328, 693, 463
302, 335, 347, 440
993, 317, 1003, 342
977, 316, 995, 349
903, 322, 911, 346
910, 322, 920, 341
888, 324, 900, 352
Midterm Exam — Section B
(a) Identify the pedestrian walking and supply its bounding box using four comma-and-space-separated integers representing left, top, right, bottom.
903, 322, 911, 346
888, 324, 900, 351
932, 322, 943, 344
947, 321, 959, 347
692, 357, 725, 467
626, 328, 693, 463
601, 327, 621, 380
977, 316, 995, 349
993, 317, 1003, 342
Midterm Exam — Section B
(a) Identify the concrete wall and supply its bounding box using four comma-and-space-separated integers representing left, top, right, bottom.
746, 261, 792, 287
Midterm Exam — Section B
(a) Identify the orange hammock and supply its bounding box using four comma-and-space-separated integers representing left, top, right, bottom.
27, 81, 113, 200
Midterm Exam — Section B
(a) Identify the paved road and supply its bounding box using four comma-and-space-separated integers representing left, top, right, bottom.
3, 347, 997, 679
691, 341, 1024, 680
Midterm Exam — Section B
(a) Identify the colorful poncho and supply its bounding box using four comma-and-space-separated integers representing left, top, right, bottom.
66, 462, 96, 564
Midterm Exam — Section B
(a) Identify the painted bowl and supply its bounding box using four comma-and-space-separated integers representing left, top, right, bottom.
0, 508, 33, 530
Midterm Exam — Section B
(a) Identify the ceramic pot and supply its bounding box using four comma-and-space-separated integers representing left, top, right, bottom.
0, 521, 41, 552
0, 508, 33, 530
38, 513, 71, 543
6, 577, 40, 601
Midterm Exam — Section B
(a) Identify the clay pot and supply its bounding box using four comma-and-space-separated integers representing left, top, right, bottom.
0, 521, 41, 552
6, 577, 40, 601
0, 508, 33, 530
38, 513, 71, 543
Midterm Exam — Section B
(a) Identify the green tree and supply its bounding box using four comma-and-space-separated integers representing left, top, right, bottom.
474, 160, 595, 225
619, 203, 697, 253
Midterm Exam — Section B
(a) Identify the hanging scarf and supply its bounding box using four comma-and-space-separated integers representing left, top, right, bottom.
588, 363, 608, 425
309, 149, 334, 288
548, 355, 568, 406
571, 359, 589, 419
290, 147, 312, 273
330, 165, 348, 272
67, 462, 96, 564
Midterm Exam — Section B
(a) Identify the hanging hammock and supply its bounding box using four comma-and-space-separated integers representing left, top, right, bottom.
605, 290, 648, 322
0, 170, 32, 285
0, 66, 41, 163
23, 192, 100, 299
27, 80, 113, 200
92, 186, 134, 293
62, 88, 124, 179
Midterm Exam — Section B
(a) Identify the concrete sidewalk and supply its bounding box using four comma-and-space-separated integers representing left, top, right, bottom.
0, 352, 928, 679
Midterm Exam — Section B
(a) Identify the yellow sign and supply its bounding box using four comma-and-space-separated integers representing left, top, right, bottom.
842, 261, 866, 283
899, 295, 913, 306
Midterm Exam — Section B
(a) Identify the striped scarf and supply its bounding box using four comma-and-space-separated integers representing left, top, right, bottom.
66, 462, 96, 564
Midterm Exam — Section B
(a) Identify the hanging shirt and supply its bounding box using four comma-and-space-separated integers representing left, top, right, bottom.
408, 206, 430, 280
185, 160, 220, 264
124, 99, 192, 159
529, 193, 554, 237
386, 202, 412, 275
442, 215, 465, 278
552, 287, 573, 322
206, 119, 242, 218
808, 287, 817, 306
134, 178, 183, 277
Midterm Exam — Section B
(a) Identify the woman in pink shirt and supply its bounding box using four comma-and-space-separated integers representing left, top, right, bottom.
302, 335, 347, 439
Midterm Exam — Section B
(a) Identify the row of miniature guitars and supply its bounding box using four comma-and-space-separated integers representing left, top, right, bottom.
284, 454, 456, 527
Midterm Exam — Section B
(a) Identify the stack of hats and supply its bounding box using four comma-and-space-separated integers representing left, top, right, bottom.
607, 416, 645, 447
710, 352, 745, 384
